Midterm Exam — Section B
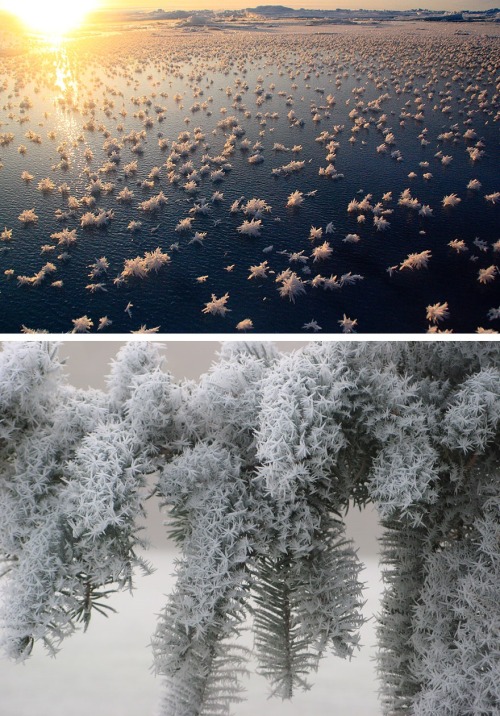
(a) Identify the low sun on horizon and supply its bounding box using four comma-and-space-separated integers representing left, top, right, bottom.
1, 0, 99, 37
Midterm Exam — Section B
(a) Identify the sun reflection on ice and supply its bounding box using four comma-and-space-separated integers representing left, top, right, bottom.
54, 49, 78, 97
48, 47, 84, 167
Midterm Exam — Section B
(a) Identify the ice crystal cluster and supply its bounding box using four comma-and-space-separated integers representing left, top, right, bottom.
0, 341, 499, 716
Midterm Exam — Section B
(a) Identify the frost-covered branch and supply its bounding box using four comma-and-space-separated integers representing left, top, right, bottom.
0, 340, 498, 716
0, 342, 175, 660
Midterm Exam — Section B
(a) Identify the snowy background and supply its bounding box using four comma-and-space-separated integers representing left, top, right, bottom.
1, 342, 383, 715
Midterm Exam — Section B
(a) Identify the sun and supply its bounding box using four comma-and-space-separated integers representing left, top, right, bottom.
1, 0, 99, 37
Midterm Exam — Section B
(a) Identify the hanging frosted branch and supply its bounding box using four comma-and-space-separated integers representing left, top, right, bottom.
0, 342, 176, 660
411, 488, 500, 715
253, 343, 366, 698
370, 344, 500, 716
0, 343, 108, 659
63, 342, 177, 615
252, 553, 317, 699
376, 516, 428, 715
0, 340, 498, 716
252, 511, 364, 699
154, 442, 251, 716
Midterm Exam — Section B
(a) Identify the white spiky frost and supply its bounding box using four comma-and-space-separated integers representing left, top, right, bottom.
0, 341, 498, 716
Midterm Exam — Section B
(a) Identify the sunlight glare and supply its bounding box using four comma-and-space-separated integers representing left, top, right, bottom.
2, 0, 98, 37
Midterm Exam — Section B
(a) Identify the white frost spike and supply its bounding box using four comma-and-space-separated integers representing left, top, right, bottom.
237, 219, 262, 237
202, 293, 231, 316
276, 270, 307, 302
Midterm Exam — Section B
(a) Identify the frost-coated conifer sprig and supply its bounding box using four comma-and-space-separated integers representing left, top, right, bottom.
0, 341, 499, 716
0, 342, 175, 660
256, 342, 499, 716
153, 343, 364, 713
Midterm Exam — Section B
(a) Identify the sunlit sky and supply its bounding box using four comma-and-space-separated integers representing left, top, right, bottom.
0, 0, 99, 34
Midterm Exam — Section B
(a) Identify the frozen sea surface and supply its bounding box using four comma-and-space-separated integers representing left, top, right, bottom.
0, 550, 383, 716
0, 23, 499, 333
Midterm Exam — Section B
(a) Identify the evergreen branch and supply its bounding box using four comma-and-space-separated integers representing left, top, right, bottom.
253, 554, 315, 699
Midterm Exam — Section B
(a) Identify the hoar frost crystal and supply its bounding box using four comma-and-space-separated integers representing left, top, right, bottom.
0, 341, 499, 715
